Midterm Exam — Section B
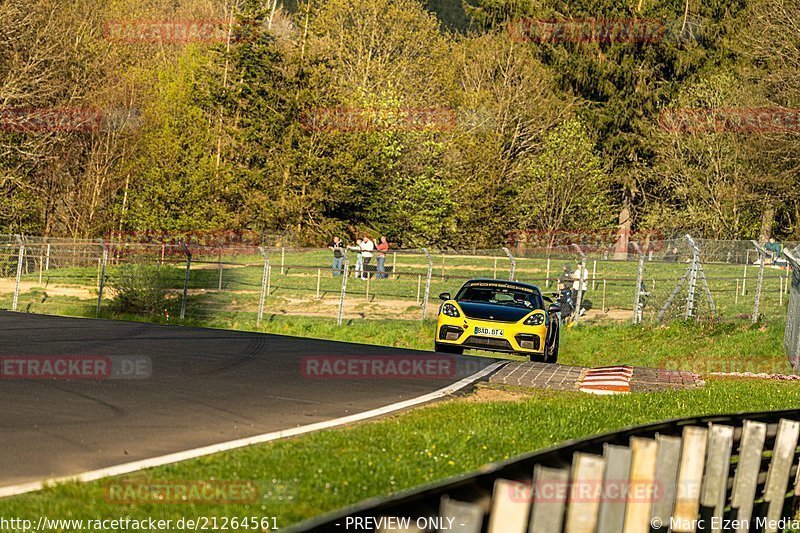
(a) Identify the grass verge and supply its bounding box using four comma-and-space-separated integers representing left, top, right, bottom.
96, 311, 792, 373
1, 379, 799, 528
0, 310, 793, 528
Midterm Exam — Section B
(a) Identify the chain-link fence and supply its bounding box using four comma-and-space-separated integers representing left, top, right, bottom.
784, 246, 800, 371
0, 235, 795, 329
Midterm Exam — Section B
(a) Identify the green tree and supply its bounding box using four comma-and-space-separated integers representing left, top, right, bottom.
517, 119, 614, 236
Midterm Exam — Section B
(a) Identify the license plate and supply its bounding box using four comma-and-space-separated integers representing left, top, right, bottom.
474, 326, 504, 337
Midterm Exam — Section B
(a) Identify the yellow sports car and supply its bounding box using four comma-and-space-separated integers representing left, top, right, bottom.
435, 279, 561, 363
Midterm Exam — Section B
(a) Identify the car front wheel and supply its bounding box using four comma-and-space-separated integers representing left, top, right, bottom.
545, 326, 560, 364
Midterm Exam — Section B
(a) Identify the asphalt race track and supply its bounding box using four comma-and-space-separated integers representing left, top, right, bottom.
0, 312, 495, 489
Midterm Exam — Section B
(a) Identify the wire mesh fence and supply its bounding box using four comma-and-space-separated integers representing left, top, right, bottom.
784, 246, 800, 371
0, 235, 794, 330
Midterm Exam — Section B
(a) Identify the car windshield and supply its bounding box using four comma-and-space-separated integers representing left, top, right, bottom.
456, 283, 544, 310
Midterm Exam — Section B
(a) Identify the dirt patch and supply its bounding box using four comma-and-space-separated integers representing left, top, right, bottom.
0, 279, 96, 300
191, 263, 255, 270
581, 308, 633, 322
274, 295, 422, 320
463, 385, 539, 403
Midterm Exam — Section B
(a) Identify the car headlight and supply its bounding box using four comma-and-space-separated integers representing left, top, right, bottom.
523, 312, 545, 326
440, 303, 461, 317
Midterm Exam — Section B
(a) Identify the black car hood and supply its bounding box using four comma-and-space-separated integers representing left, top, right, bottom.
457, 301, 532, 323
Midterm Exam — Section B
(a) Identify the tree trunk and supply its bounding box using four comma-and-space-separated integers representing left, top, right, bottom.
759, 205, 775, 241
614, 200, 632, 260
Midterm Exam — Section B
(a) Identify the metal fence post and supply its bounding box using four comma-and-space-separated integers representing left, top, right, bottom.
12, 236, 24, 311
421, 248, 433, 320
632, 243, 645, 324
782, 247, 800, 373
337, 251, 349, 325
257, 247, 269, 325
571, 244, 586, 325
502, 247, 515, 281
751, 241, 767, 324
96, 239, 108, 317
180, 242, 192, 320
685, 238, 700, 319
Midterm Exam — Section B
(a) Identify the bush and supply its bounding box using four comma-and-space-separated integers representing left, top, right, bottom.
109, 263, 170, 316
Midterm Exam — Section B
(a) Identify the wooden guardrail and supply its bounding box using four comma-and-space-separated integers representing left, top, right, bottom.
292, 410, 800, 532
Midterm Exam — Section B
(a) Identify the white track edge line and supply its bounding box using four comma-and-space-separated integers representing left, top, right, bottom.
0, 362, 504, 498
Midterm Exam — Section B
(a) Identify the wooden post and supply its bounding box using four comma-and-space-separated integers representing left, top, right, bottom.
267, 265, 272, 297
391, 252, 396, 279
742, 263, 747, 295
160, 243, 165, 265
417, 275, 421, 305
257, 247, 269, 325
316, 268, 321, 299
217, 246, 223, 290
545, 257, 550, 288
780, 277, 784, 306
493, 257, 498, 279
602, 279, 607, 312
592, 260, 597, 291
280, 247, 285, 275
735, 279, 740, 305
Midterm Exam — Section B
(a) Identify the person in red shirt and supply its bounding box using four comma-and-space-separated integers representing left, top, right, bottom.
376, 236, 389, 279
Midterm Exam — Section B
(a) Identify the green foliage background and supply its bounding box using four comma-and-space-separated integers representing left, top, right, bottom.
1, 0, 798, 246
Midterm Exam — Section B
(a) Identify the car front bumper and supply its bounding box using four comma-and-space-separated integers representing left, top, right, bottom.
436, 315, 547, 354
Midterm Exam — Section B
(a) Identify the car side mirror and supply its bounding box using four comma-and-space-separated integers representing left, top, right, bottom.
439, 292, 451, 301
548, 303, 562, 314
543, 295, 553, 304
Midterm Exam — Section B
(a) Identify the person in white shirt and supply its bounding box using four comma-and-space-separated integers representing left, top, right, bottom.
348, 238, 363, 278
359, 235, 374, 279
572, 263, 589, 312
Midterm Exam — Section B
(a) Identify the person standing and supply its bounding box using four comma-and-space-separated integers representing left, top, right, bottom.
765, 237, 782, 263
349, 238, 363, 278
572, 262, 589, 313
360, 235, 374, 279
556, 264, 575, 319
557, 264, 572, 291
376, 236, 389, 279
329, 236, 344, 276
